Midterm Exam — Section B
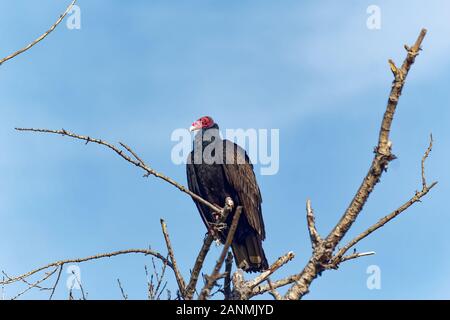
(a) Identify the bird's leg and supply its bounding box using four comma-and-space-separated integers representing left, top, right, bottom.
224, 197, 234, 213
209, 197, 235, 241
213, 212, 221, 221
214, 197, 234, 221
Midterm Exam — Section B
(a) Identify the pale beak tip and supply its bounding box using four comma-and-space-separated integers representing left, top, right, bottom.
189, 125, 196, 132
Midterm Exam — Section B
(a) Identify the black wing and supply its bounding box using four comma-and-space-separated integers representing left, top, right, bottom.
222, 140, 265, 240
186, 151, 212, 230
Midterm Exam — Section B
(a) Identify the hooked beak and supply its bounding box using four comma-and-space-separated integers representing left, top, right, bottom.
189, 121, 201, 132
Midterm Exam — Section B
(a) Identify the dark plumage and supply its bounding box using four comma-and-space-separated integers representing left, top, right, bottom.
186, 116, 268, 272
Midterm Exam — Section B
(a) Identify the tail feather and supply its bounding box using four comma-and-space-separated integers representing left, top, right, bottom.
231, 234, 268, 273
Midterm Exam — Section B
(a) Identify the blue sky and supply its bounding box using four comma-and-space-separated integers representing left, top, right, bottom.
0, 0, 449, 299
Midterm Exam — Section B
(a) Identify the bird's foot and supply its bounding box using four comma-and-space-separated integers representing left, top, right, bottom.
225, 197, 234, 209
211, 222, 227, 233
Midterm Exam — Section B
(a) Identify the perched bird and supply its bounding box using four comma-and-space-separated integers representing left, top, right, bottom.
186, 116, 268, 272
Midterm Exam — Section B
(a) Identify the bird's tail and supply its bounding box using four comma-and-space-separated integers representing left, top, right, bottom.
231, 234, 268, 273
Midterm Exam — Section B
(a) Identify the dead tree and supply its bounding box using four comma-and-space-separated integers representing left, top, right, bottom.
0, 22, 436, 300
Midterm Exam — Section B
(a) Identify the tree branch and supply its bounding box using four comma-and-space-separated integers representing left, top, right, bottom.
326, 27, 428, 253
184, 198, 235, 300
338, 251, 376, 264
49, 265, 63, 300
267, 279, 282, 300
306, 199, 321, 249
0, 0, 77, 66
282, 28, 433, 300
15, 127, 222, 215
330, 136, 437, 266
230, 251, 296, 299
0, 248, 172, 286
223, 252, 233, 300
246, 252, 295, 289
3, 267, 59, 300
117, 278, 128, 300
160, 219, 186, 298
199, 206, 242, 300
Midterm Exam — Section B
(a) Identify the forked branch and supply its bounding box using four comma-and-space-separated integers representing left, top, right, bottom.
281, 28, 435, 300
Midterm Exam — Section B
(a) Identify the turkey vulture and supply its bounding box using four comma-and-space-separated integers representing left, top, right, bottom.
186, 116, 268, 272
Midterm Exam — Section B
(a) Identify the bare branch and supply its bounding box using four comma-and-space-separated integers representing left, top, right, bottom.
160, 219, 186, 297
2, 270, 51, 292
331, 183, 437, 264
339, 251, 376, 264
229, 251, 296, 300
184, 198, 235, 300
14, 127, 240, 300
3, 267, 59, 300
422, 134, 433, 188
71, 270, 87, 300
251, 274, 300, 298
267, 279, 282, 300
246, 252, 295, 289
184, 235, 214, 300
306, 200, 321, 249
117, 279, 128, 300
249, 134, 436, 298
152, 257, 168, 300
15, 127, 222, 215
0, 0, 77, 66
223, 252, 233, 300
1, 248, 172, 286
120, 142, 147, 166
330, 136, 437, 266
326, 27, 428, 253
199, 206, 242, 300
283, 28, 432, 300
49, 265, 63, 300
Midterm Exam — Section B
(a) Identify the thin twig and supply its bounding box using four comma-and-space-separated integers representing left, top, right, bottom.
422, 134, 433, 188
117, 279, 128, 300
0, 0, 77, 66
71, 270, 86, 300
2, 271, 51, 292
330, 136, 437, 266
1, 248, 172, 286
49, 265, 63, 300
339, 251, 376, 264
154, 260, 168, 300
11, 267, 59, 300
